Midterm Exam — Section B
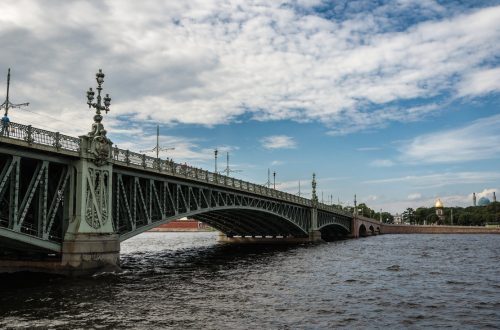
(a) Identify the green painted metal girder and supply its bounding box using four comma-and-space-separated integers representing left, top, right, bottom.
0, 227, 61, 252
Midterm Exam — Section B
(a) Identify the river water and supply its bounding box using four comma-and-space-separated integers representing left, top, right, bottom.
0, 232, 499, 329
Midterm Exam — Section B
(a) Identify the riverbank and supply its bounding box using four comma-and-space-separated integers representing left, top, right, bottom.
380, 224, 500, 234
148, 220, 214, 232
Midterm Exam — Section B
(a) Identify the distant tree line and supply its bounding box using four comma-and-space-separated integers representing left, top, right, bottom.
335, 203, 394, 223
399, 202, 500, 226
335, 201, 500, 226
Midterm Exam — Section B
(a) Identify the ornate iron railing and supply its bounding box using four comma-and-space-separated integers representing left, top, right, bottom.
0, 121, 80, 152
0, 121, 352, 215
111, 144, 313, 206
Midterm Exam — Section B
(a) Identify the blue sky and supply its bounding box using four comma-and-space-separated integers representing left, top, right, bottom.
1, 0, 499, 213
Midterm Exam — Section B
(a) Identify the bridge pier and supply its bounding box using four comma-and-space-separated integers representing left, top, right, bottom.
58, 135, 120, 274
61, 233, 120, 274
308, 230, 322, 242
308, 200, 322, 242
218, 232, 323, 244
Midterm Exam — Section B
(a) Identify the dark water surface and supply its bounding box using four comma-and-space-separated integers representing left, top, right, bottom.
1, 233, 499, 329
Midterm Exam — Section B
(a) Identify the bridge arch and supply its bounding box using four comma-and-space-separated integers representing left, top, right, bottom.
317, 223, 350, 241
118, 206, 310, 242
359, 224, 367, 237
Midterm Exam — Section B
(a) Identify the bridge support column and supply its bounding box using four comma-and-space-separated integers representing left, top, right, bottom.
61, 136, 120, 274
308, 207, 323, 242
350, 216, 359, 238
308, 230, 322, 242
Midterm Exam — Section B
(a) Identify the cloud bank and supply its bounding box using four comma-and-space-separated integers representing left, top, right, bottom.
0, 1, 499, 138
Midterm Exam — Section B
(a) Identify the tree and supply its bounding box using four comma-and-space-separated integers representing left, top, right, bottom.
380, 212, 394, 223
414, 207, 431, 225
357, 203, 374, 217
402, 208, 415, 224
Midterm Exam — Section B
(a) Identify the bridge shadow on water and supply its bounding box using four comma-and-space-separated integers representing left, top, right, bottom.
0, 235, 349, 282
0, 232, 356, 329
120, 240, 311, 277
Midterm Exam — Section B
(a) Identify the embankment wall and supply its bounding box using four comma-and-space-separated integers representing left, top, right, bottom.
380, 224, 500, 234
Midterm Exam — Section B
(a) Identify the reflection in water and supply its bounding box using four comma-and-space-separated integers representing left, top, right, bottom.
1, 232, 499, 329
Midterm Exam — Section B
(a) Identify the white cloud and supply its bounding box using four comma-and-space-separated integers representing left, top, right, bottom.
357, 147, 381, 151
365, 171, 500, 189
373, 188, 498, 214
399, 114, 500, 164
270, 160, 284, 166
457, 67, 500, 97
0, 2, 499, 135
407, 193, 422, 200
370, 159, 395, 167
261, 135, 297, 150
472, 188, 498, 200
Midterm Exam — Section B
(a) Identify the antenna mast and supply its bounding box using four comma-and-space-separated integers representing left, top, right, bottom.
139, 124, 175, 159
1, 68, 29, 117
223, 152, 242, 176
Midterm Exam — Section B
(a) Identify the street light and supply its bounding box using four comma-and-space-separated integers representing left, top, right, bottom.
214, 148, 218, 173
86, 69, 111, 137
273, 171, 276, 189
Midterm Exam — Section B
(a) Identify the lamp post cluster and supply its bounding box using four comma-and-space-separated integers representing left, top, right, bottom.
86, 69, 111, 138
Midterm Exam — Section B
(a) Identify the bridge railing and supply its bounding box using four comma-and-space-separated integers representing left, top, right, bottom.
316, 203, 353, 217
111, 145, 316, 207
112, 145, 314, 207
0, 121, 81, 152
0, 122, 353, 214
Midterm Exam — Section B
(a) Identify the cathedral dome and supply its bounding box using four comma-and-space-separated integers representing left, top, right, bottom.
478, 197, 490, 206
435, 199, 444, 208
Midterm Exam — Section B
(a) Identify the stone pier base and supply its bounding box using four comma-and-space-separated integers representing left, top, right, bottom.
0, 233, 121, 275
218, 231, 324, 244
61, 233, 121, 275
308, 230, 323, 242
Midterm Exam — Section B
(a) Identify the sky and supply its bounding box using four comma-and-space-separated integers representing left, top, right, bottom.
0, 0, 499, 213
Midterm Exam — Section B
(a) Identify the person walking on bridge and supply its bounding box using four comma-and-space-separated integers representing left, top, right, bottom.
1, 114, 10, 137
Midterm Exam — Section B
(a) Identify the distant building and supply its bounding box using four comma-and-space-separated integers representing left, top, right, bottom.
478, 197, 491, 206
472, 191, 497, 206
393, 213, 402, 224
435, 198, 445, 223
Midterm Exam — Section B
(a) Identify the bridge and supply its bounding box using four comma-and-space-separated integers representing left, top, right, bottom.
0, 70, 381, 274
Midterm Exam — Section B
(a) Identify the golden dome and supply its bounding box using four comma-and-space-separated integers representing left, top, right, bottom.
435, 198, 444, 208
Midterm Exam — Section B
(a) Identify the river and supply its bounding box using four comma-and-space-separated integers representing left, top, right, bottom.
1, 232, 499, 329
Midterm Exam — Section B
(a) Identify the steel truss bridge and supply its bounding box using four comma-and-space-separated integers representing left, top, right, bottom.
0, 121, 369, 273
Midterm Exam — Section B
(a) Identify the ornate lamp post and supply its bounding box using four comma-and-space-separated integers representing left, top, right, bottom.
311, 173, 318, 206
214, 148, 218, 173
85, 69, 113, 166
86, 69, 111, 138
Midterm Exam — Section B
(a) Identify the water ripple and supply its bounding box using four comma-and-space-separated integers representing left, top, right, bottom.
0, 233, 499, 329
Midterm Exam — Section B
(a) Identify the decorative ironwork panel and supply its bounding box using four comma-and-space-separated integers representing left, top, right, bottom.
85, 168, 110, 229
112, 168, 318, 240
0, 152, 73, 244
